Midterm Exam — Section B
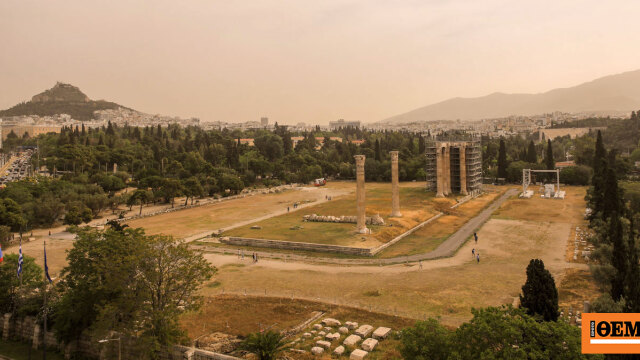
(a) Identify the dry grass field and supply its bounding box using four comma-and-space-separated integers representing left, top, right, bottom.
197, 185, 599, 328
225, 182, 443, 248
126, 184, 351, 239
493, 186, 587, 223
376, 185, 505, 258
180, 294, 414, 359
180, 294, 415, 339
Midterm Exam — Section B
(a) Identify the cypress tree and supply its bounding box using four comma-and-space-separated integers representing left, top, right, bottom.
609, 214, 627, 302
602, 167, 621, 221
375, 139, 382, 161
497, 139, 507, 179
545, 139, 554, 170
418, 135, 426, 155
526, 140, 537, 163
625, 214, 640, 313
520, 259, 559, 321
591, 130, 607, 217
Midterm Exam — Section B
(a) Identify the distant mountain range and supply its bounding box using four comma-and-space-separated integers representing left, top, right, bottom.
383, 69, 640, 123
0, 82, 129, 121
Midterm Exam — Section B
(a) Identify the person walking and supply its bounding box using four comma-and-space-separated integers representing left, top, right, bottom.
472, 248, 475, 257
287, 206, 290, 212
474, 232, 478, 244
476, 253, 480, 263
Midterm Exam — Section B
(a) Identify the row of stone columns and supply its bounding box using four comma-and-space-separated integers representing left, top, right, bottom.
435, 143, 469, 197
354, 151, 402, 234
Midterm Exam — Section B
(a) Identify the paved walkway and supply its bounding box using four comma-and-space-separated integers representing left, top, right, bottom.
195, 188, 519, 265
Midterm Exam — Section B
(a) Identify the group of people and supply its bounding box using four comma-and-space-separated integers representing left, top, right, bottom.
472, 232, 480, 263
287, 202, 300, 213
237, 249, 260, 263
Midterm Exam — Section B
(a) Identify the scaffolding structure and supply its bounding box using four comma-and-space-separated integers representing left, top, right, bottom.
425, 139, 482, 196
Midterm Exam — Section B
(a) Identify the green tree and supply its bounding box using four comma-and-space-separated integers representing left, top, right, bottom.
0, 254, 42, 314
0, 198, 26, 232
399, 318, 452, 360
240, 330, 288, 360
546, 139, 554, 170
254, 133, 284, 161
590, 130, 607, 217
520, 259, 559, 321
181, 177, 204, 206
53, 228, 215, 357
497, 138, 507, 178
128, 189, 152, 215
526, 140, 537, 163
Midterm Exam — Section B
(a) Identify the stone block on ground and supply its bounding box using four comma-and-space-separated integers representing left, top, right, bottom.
345, 321, 359, 330
361, 338, 378, 351
339, 326, 349, 334
372, 327, 392, 340
324, 326, 333, 332
316, 340, 332, 349
343, 334, 362, 347
355, 325, 373, 338
326, 332, 340, 342
313, 324, 323, 330
318, 331, 326, 337
333, 345, 345, 356
311, 346, 324, 355
350, 349, 369, 360
322, 318, 342, 327
303, 332, 312, 338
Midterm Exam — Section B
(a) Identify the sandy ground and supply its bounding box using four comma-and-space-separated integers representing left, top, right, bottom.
203, 215, 584, 326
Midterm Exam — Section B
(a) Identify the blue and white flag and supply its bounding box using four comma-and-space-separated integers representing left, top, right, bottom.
17, 238, 23, 278
44, 242, 52, 283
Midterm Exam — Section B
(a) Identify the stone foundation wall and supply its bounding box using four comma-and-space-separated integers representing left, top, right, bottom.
220, 237, 373, 256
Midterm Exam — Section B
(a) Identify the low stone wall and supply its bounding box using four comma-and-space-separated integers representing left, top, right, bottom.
220, 237, 373, 256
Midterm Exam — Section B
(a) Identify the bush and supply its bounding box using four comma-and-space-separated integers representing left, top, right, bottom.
560, 165, 592, 185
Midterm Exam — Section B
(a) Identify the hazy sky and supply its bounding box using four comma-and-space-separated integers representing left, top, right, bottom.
1, 1, 639, 124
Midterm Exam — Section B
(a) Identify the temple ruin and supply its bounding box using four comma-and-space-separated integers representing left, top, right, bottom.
426, 140, 482, 197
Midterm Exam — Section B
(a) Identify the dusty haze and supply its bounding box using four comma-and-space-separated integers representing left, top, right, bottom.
1, 0, 640, 124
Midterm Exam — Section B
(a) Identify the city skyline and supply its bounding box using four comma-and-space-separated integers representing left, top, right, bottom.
2, 1, 640, 124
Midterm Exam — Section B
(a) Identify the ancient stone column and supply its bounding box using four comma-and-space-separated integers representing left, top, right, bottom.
436, 146, 444, 198
354, 155, 368, 233
390, 151, 402, 217
444, 144, 451, 196
459, 144, 468, 195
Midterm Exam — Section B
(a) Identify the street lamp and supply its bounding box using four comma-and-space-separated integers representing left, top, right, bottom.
98, 336, 121, 360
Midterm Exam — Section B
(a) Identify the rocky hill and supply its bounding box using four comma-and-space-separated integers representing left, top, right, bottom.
0, 82, 129, 121
383, 69, 640, 123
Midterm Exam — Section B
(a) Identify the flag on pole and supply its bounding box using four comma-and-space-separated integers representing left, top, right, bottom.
17, 239, 23, 277
44, 242, 52, 283
0, 244, 3, 263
